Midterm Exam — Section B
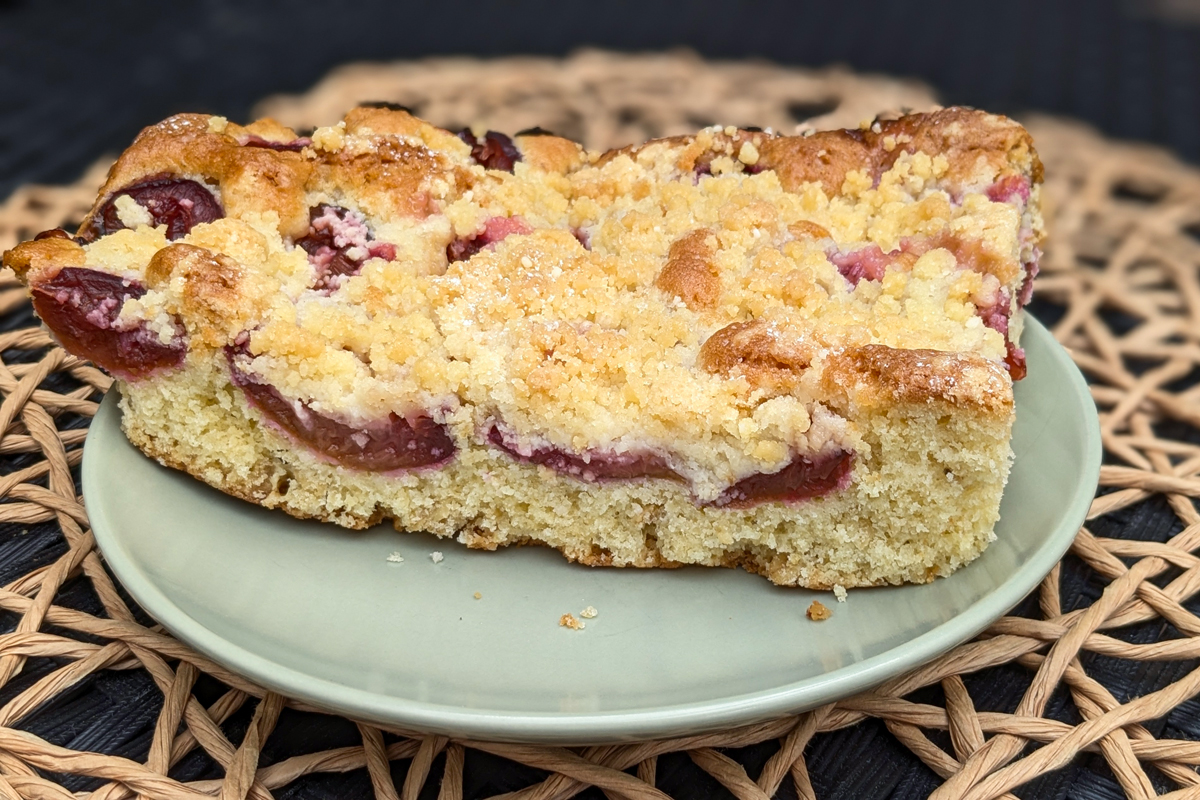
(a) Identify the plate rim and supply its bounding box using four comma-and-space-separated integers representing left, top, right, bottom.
83, 316, 1102, 743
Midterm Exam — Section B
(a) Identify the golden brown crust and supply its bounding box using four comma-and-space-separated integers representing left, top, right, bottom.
341, 106, 467, 155
788, 220, 832, 240
698, 320, 814, 393
342, 106, 427, 138
3, 238, 86, 280
874, 107, 1043, 186
81, 114, 315, 240
680, 129, 769, 172
311, 139, 449, 221
655, 229, 720, 309
146, 244, 250, 348
71, 106, 1039, 264
77, 107, 467, 243
220, 149, 313, 239
595, 128, 771, 172
600, 108, 1040, 200
820, 345, 1013, 413
86, 113, 221, 203
759, 108, 1040, 195
515, 134, 586, 174
229, 117, 301, 143
591, 135, 683, 168
757, 130, 875, 195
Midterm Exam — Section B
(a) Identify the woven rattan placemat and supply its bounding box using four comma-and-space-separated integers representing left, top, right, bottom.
1, 51, 1200, 800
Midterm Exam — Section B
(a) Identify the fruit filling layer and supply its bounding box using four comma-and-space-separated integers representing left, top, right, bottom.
295, 205, 397, 291
711, 449, 854, 508
487, 423, 854, 506
226, 345, 455, 471
457, 130, 521, 172
487, 424, 681, 482
31, 268, 185, 380
447, 216, 534, 263
85, 176, 223, 241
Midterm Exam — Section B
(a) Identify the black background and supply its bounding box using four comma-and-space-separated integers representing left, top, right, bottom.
1, 0, 1199, 201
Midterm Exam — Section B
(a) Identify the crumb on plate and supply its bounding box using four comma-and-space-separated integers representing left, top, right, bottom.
559, 613, 586, 630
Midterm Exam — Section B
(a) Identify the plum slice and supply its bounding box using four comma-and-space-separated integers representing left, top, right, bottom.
977, 288, 1027, 380
226, 346, 455, 471
446, 216, 534, 263
458, 130, 522, 172
710, 450, 854, 509
1003, 343, 1027, 381
986, 175, 1031, 205
1017, 249, 1040, 309
295, 205, 396, 291
487, 425, 680, 482
31, 268, 186, 380
827, 244, 915, 286
85, 176, 224, 241
34, 229, 73, 242
488, 423, 853, 508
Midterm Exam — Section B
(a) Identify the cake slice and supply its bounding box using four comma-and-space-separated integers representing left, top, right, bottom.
4, 105, 1043, 588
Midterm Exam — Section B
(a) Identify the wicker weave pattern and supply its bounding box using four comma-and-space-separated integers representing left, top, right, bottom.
0, 51, 1199, 799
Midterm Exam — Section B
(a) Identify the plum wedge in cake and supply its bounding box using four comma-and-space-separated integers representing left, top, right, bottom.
5, 106, 1043, 588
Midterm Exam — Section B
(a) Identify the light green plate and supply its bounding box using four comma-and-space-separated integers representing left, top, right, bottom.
83, 317, 1100, 744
